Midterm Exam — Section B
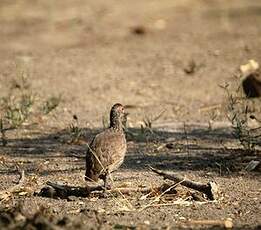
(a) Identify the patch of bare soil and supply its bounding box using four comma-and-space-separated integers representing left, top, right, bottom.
0, 0, 261, 229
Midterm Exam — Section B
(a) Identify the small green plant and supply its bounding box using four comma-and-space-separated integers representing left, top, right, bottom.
141, 110, 165, 134
42, 96, 61, 115
3, 93, 35, 127
102, 111, 129, 130
0, 58, 36, 145
102, 113, 109, 129
221, 83, 260, 151
68, 115, 84, 144
0, 57, 63, 146
10, 72, 31, 91
0, 118, 7, 146
13, 57, 32, 91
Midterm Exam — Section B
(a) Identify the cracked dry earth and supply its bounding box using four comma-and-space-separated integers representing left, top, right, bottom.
0, 0, 261, 229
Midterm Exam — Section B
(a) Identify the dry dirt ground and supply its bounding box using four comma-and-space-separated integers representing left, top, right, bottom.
0, 0, 261, 229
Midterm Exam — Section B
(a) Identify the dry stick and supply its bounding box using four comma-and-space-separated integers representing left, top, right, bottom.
113, 186, 153, 195
14, 164, 25, 185
42, 181, 155, 199
45, 181, 102, 198
6, 165, 26, 193
149, 166, 219, 200
138, 180, 185, 212
0, 166, 26, 201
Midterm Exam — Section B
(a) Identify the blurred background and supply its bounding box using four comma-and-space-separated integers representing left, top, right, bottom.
0, 0, 261, 128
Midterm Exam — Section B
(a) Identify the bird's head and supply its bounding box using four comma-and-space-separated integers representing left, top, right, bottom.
110, 103, 125, 128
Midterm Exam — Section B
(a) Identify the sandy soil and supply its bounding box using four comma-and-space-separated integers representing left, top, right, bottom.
0, 0, 260, 229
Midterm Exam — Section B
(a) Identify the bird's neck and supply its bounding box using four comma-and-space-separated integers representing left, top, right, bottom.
109, 117, 123, 131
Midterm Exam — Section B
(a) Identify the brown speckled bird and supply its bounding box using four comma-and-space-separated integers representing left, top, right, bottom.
85, 103, 126, 188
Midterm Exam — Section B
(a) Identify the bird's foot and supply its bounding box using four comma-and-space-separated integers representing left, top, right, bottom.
101, 183, 111, 193
97, 183, 111, 198
104, 184, 112, 191
99, 191, 110, 199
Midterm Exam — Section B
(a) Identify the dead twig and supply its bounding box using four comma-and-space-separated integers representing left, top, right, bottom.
14, 164, 25, 184
0, 166, 26, 201
41, 181, 103, 198
111, 186, 155, 195
138, 180, 184, 212
149, 166, 219, 200
38, 181, 156, 199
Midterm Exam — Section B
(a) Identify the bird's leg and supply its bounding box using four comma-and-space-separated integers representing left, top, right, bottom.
103, 169, 112, 191
103, 176, 108, 192
97, 170, 111, 198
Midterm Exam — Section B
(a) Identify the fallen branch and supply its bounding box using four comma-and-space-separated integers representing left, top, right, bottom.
38, 181, 156, 199
149, 166, 219, 200
39, 181, 103, 198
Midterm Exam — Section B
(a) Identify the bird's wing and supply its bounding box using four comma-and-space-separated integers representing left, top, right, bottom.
91, 129, 126, 168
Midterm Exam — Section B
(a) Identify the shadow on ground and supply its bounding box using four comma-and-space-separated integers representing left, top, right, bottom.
1, 126, 260, 176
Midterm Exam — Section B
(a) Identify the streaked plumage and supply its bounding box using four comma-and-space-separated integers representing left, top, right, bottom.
85, 103, 126, 187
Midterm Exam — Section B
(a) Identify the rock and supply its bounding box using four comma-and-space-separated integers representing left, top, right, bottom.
242, 71, 261, 98
240, 59, 259, 76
